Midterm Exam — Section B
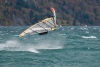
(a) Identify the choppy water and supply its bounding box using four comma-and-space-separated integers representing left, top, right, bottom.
0, 26, 100, 67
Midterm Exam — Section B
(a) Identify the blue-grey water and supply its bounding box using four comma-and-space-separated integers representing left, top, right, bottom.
0, 26, 100, 67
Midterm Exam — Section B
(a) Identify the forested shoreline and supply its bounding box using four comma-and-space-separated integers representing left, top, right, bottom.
0, 0, 100, 26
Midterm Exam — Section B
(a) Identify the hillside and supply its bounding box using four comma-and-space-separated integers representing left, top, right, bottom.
0, 0, 100, 26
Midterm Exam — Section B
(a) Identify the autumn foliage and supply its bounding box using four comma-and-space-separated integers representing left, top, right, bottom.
0, 0, 99, 26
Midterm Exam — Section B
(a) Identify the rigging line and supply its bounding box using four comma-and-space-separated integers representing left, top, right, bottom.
28, 27, 39, 34
43, 22, 52, 28
47, 20, 55, 27
36, 23, 48, 32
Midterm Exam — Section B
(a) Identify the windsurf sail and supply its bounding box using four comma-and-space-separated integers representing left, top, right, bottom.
19, 7, 57, 37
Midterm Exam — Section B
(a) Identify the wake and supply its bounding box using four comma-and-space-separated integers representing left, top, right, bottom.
0, 39, 63, 53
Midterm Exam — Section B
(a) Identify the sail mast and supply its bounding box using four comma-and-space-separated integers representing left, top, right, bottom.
51, 7, 56, 26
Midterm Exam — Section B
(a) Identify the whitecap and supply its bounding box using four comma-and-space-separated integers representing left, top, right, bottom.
5, 33, 8, 35
83, 28, 88, 30
14, 35, 19, 36
93, 28, 96, 30
86, 31, 89, 33
58, 33, 66, 36
0, 31, 2, 33
70, 28, 74, 30
1, 34, 5, 36
28, 48, 39, 53
80, 27, 88, 30
81, 36, 97, 39
10, 31, 14, 32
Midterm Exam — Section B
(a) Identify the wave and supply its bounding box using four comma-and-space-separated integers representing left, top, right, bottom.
81, 36, 97, 39
86, 31, 89, 33
13, 35, 19, 36
0, 31, 2, 33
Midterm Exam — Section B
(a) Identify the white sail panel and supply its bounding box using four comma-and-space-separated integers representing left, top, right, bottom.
19, 17, 56, 37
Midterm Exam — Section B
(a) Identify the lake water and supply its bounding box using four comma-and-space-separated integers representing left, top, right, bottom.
0, 26, 100, 67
